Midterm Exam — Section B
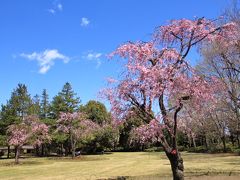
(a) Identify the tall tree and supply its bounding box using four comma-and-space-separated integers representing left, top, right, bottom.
30, 94, 41, 116
40, 89, 50, 119
198, 4, 240, 146
9, 84, 32, 121
103, 18, 233, 180
0, 84, 32, 132
52, 82, 80, 117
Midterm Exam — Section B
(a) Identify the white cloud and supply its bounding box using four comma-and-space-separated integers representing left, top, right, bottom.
20, 49, 70, 74
86, 53, 102, 60
85, 52, 102, 68
57, 3, 63, 11
48, 1, 63, 14
48, 9, 56, 14
81, 17, 90, 27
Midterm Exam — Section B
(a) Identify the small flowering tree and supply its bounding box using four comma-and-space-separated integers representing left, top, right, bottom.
57, 112, 98, 158
7, 115, 50, 164
103, 18, 235, 180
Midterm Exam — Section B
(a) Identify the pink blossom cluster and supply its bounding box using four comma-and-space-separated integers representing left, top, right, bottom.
57, 112, 101, 141
211, 22, 239, 48
103, 18, 232, 122
7, 116, 50, 147
154, 18, 219, 46
31, 122, 51, 146
8, 124, 29, 146
130, 119, 164, 145
57, 112, 85, 133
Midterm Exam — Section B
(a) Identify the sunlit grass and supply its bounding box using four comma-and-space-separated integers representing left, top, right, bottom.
0, 152, 240, 179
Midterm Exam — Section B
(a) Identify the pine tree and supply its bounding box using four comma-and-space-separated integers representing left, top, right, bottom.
30, 94, 41, 116
40, 89, 50, 119
52, 82, 80, 117
7, 84, 32, 121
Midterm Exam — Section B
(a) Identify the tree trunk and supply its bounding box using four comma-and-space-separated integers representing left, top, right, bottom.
166, 151, 184, 180
15, 146, 20, 164
230, 134, 235, 146
61, 143, 64, 156
236, 131, 240, 148
7, 146, 10, 158
221, 136, 227, 153
70, 132, 75, 159
221, 127, 227, 153
36, 145, 40, 156
192, 136, 196, 149
187, 135, 192, 148
41, 144, 44, 157
204, 135, 208, 150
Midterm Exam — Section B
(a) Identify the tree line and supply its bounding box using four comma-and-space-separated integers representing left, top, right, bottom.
0, 82, 119, 163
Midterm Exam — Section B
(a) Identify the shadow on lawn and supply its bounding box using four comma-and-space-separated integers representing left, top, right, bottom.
113, 174, 240, 180
47, 155, 109, 162
0, 160, 45, 166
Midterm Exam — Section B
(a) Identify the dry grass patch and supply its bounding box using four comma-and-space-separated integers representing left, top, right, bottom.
0, 152, 239, 180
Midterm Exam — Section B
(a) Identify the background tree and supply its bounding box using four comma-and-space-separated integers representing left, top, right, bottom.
9, 84, 32, 121
40, 89, 50, 119
119, 107, 146, 150
51, 83, 81, 155
0, 84, 32, 157
79, 100, 110, 125
30, 94, 41, 116
7, 115, 50, 164
197, 4, 240, 147
56, 112, 97, 158
51, 82, 80, 118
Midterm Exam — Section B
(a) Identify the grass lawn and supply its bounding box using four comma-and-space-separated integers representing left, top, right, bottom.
0, 152, 240, 180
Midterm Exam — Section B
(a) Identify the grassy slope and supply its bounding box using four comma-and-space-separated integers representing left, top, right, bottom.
0, 152, 239, 180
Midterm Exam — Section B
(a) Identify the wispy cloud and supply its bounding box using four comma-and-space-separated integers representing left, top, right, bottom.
84, 52, 102, 68
48, 1, 63, 14
81, 17, 90, 27
48, 9, 56, 14
57, 3, 63, 11
20, 49, 70, 74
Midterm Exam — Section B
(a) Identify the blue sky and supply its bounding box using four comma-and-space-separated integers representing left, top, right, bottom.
0, 0, 230, 106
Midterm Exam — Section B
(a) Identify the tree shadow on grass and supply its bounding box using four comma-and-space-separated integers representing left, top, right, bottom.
0, 160, 45, 167
47, 155, 109, 162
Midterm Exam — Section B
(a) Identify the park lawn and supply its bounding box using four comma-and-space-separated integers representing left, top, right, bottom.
0, 152, 240, 180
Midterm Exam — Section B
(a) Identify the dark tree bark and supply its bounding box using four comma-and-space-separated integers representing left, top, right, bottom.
61, 143, 64, 156
204, 135, 209, 150
70, 132, 75, 159
15, 146, 20, 164
7, 146, 10, 159
166, 151, 184, 180
221, 136, 227, 153
230, 134, 235, 146
41, 144, 44, 157
192, 135, 196, 149
236, 131, 240, 148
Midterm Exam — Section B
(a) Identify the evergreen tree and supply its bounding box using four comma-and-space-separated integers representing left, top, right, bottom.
40, 89, 50, 119
0, 84, 32, 150
30, 94, 41, 116
52, 82, 80, 117
1, 84, 32, 123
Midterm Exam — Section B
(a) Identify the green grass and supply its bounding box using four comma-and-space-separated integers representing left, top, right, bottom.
0, 152, 240, 180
